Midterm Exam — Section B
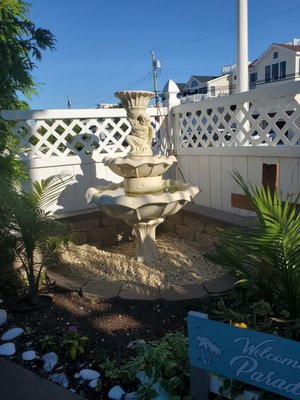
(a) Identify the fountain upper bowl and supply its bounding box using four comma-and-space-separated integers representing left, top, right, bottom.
103, 154, 177, 178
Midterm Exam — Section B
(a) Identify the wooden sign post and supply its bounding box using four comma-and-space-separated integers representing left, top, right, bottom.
188, 311, 300, 400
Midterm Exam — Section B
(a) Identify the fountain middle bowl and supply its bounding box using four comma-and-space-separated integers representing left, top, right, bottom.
86, 179, 200, 223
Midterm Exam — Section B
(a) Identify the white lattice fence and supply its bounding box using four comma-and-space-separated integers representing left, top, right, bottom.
1, 107, 169, 213
2, 108, 168, 160
172, 82, 300, 214
174, 81, 300, 148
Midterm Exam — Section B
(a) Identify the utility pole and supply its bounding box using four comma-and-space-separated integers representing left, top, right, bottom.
236, 0, 249, 92
151, 50, 161, 106
236, 0, 249, 143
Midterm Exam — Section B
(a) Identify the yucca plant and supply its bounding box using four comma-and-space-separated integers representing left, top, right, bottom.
207, 171, 300, 320
0, 172, 73, 306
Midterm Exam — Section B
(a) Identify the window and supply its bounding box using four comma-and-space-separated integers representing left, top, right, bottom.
210, 86, 216, 96
199, 87, 207, 95
250, 72, 257, 89
272, 63, 279, 81
280, 61, 286, 79
191, 80, 198, 88
273, 51, 278, 59
265, 65, 271, 82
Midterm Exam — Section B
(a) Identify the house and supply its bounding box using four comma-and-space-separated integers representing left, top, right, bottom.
177, 39, 300, 103
178, 74, 234, 102
248, 39, 300, 89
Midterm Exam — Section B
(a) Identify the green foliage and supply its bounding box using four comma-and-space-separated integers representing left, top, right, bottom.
101, 332, 191, 400
216, 377, 247, 400
0, 119, 27, 185
63, 328, 89, 361
208, 171, 300, 320
39, 335, 56, 352
24, 326, 34, 335
0, 0, 56, 109
0, 0, 56, 189
0, 172, 74, 305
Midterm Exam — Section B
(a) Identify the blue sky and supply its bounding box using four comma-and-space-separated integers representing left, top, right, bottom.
25, 0, 300, 109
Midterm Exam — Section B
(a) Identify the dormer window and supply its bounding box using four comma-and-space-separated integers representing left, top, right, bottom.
273, 51, 278, 59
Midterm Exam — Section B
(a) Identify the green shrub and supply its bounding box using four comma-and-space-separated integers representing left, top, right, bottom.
0, 172, 74, 305
208, 171, 300, 320
101, 331, 191, 400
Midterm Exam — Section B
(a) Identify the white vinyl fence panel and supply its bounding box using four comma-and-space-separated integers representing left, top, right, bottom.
2, 82, 300, 216
1, 107, 169, 213
172, 82, 300, 214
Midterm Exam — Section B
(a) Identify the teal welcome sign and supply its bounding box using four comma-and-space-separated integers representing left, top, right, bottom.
188, 311, 300, 399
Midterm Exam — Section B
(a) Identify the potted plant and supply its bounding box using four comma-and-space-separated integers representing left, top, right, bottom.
0, 172, 73, 309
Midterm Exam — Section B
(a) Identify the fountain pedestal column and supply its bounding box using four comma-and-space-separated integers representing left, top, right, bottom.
126, 217, 164, 263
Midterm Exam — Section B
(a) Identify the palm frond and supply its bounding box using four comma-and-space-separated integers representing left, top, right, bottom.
25, 171, 74, 211
0, 173, 73, 305
208, 171, 300, 319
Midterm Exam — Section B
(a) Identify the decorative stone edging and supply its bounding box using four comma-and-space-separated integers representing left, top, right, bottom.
46, 265, 236, 302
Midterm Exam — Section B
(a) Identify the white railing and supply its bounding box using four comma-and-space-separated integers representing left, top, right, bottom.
1, 107, 168, 213
171, 82, 300, 214
1, 107, 168, 160
1, 82, 299, 215
173, 81, 300, 155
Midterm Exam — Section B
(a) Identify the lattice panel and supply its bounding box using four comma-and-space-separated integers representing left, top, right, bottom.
178, 96, 300, 148
14, 115, 167, 159
151, 114, 169, 155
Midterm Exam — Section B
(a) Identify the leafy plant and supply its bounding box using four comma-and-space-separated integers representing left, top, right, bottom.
63, 326, 89, 361
0, 0, 56, 109
207, 171, 300, 320
23, 326, 34, 335
0, 172, 74, 306
216, 376, 248, 400
39, 335, 56, 352
101, 332, 191, 400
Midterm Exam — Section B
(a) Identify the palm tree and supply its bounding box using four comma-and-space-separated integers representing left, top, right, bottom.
0, 172, 73, 306
195, 336, 214, 364
207, 171, 300, 320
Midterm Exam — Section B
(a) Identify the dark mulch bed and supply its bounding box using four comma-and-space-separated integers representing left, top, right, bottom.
1, 284, 208, 399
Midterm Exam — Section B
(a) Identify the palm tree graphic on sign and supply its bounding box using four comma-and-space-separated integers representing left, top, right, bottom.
195, 336, 222, 365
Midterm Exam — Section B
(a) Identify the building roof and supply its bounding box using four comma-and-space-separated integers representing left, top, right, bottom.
176, 83, 186, 90
191, 75, 217, 83
277, 43, 300, 52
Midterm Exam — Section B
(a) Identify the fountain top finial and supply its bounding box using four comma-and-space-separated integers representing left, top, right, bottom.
115, 90, 155, 110
114, 90, 155, 158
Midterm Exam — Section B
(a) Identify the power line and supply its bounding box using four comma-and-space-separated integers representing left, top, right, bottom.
178, 71, 300, 97
84, 74, 153, 108
46, 4, 300, 109
51, 52, 150, 108
155, 5, 300, 50
52, 72, 152, 109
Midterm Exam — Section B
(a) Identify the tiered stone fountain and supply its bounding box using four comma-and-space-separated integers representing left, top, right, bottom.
86, 90, 199, 262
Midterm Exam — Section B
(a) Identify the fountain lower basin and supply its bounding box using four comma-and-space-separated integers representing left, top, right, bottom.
86, 179, 199, 222
86, 180, 200, 262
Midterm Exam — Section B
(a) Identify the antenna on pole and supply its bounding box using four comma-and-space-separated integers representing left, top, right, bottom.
151, 49, 161, 106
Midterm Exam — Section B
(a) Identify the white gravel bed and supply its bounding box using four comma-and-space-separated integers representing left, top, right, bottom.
60, 233, 224, 289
